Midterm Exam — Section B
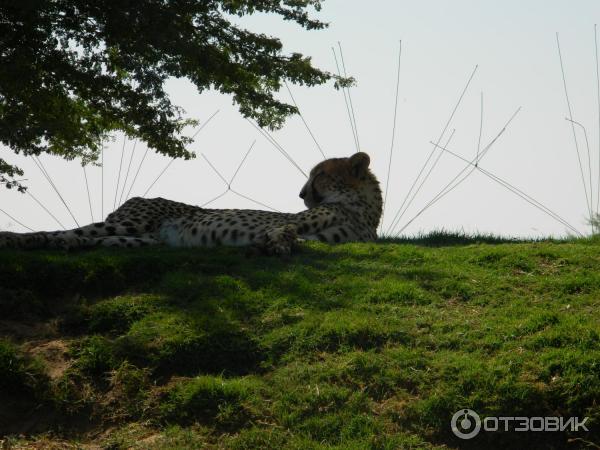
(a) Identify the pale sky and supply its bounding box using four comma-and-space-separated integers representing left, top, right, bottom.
2, 0, 600, 237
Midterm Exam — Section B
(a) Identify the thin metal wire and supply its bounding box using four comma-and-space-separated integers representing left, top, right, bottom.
565, 118, 594, 222
26, 191, 66, 230
431, 108, 521, 213
393, 107, 522, 236
380, 40, 402, 234
402, 142, 583, 237
228, 140, 256, 186
401, 94, 488, 234
141, 155, 170, 198
118, 139, 138, 206
113, 134, 127, 211
191, 110, 220, 139
332, 47, 359, 152
387, 128, 456, 235
386, 65, 478, 234
458, 107, 520, 180
476, 166, 583, 237
338, 42, 360, 152
125, 146, 150, 199
595, 24, 600, 218
201, 153, 229, 185
200, 152, 280, 212
432, 107, 581, 235
476, 92, 484, 165
201, 190, 229, 207
246, 119, 308, 178
31, 156, 80, 227
0, 207, 34, 232
398, 133, 582, 238
284, 81, 326, 159
140, 109, 222, 198
82, 166, 94, 222
230, 189, 281, 212
556, 32, 593, 221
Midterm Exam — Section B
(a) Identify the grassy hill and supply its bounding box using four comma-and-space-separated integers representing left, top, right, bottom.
1, 234, 599, 449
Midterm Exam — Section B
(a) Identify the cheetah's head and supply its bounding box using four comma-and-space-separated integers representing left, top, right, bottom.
299, 152, 382, 212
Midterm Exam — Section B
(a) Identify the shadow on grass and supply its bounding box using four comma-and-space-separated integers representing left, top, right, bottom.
1, 237, 599, 447
0, 242, 451, 386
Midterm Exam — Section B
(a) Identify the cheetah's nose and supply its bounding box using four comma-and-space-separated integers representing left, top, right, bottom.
299, 189, 306, 199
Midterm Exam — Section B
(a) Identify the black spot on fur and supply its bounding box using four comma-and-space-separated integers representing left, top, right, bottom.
191, 228, 197, 236
317, 233, 327, 242
105, 226, 116, 234
333, 233, 341, 243
231, 230, 238, 242
74, 229, 83, 236
126, 227, 137, 234
201, 235, 207, 245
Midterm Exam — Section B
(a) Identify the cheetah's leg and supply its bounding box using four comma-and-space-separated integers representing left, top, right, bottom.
292, 207, 368, 244
253, 222, 365, 256
258, 224, 299, 256
0, 230, 88, 250
0, 231, 156, 250
301, 224, 366, 244
95, 236, 161, 248
0, 220, 158, 250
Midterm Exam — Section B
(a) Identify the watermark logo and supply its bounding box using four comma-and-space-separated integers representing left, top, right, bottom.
451, 409, 589, 439
451, 409, 481, 439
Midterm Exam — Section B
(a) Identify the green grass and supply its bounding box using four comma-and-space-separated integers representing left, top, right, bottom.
0, 232, 599, 449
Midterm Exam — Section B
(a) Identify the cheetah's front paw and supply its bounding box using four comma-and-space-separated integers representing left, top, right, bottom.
263, 224, 299, 256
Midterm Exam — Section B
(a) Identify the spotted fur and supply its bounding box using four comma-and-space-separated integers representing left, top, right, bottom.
0, 152, 382, 255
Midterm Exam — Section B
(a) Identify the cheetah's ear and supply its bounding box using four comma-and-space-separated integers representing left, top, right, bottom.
349, 152, 370, 178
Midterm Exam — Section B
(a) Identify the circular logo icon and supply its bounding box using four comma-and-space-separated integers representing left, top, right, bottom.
451, 409, 481, 439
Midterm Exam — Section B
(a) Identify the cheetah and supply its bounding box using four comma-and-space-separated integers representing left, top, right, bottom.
0, 152, 382, 255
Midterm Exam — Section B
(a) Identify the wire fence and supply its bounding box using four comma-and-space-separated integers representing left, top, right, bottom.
1, 38, 595, 239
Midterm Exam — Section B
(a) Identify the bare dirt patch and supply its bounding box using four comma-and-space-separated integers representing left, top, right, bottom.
23, 339, 72, 380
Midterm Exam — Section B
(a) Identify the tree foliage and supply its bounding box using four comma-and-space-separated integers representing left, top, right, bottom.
0, 0, 345, 190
